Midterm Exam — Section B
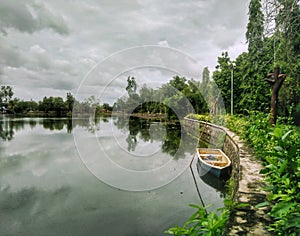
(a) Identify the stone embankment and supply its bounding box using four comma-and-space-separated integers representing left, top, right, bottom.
183, 118, 272, 235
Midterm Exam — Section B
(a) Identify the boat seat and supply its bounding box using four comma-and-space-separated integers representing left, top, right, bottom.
206, 161, 227, 166
202, 157, 224, 162
213, 162, 227, 167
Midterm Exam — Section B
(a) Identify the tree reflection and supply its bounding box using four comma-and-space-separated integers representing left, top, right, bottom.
29, 119, 37, 129
0, 121, 14, 141
66, 119, 72, 133
0, 117, 105, 141
126, 135, 137, 151
114, 116, 195, 157
0, 116, 196, 158
161, 124, 181, 156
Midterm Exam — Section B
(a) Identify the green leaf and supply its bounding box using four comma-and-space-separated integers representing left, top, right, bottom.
273, 128, 283, 139
259, 168, 269, 174
288, 145, 298, 158
255, 201, 270, 208
269, 194, 285, 201
266, 156, 277, 165
188, 211, 199, 221
285, 214, 300, 229
270, 202, 297, 218
236, 203, 250, 208
278, 160, 288, 174
188, 204, 203, 210
223, 199, 233, 207
273, 146, 283, 152
282, 130, 292, 141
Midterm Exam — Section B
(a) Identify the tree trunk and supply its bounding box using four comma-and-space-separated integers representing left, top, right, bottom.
269, 67, 286, 125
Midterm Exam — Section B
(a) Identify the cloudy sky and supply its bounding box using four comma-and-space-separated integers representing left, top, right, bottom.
0, 0, 250, 102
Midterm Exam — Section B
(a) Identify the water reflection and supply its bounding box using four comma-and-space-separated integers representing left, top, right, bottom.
0, 185, 71, 212
0, 115, 108, 141
0, 120, 14, 141
1, 115, 197, 161
113, 116, 195, 158
0, 115, 226, 235
0, 184, 71, 234
196, 160, 228, 198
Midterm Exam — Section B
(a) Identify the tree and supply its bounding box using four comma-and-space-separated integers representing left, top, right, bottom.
202, 67, 210, 84
53, 97, 65, 116
246, 0, 265, 63
113, 97, 126, 113
274, 0, 300, 119
201, 67, 210, 96
0, 85, 14, 105
126, 76, 137, 97
169, 76, 188, 92
185, 79, 207, 114
28, 99, 38, 111
262, 0, 300, 123
65, 92, 75, 113
139, 84, 154, 113
101, 103, 113, 111
213, 52, 233, 114
266, 67, 287, 124
243, 0, 272, 113
40, 96, 54, 113
7, 98, 19, 113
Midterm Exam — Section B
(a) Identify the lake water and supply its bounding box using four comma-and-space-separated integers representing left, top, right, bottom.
0, 115, 226, 236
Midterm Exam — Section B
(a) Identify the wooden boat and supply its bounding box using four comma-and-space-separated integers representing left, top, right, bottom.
196, 148, 231, 178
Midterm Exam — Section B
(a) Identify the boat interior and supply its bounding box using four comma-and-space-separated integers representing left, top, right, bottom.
198, 149, 229, 167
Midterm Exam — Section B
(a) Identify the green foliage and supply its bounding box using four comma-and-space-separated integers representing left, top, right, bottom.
213, 1, 300, 119
165, 204, 230, 236
246, 0, 264, 62
226, 113, 300, 235
212, 52, 233, 114
0, 85, 14, 104
114, 75, 209, 120
126, 76, 137, 96
0, 88, 111, 117
260, 127, 300, 235
165, 200, 249, 236
186, 114, 211, 122
66, 92, 75, 112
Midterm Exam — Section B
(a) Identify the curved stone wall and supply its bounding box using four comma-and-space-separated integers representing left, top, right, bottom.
183, 118, 240, 198
183, 118, 272, 235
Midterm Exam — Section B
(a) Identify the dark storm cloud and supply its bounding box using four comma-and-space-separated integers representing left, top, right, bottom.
0, 0, 249, 101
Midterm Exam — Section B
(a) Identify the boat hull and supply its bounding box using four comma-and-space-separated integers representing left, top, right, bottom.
196, 160, 228, 192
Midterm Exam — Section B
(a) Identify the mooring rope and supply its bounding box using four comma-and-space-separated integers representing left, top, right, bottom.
188, 120, 209, 213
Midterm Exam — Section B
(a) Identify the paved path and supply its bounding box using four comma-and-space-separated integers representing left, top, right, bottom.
224, 130, 273, 236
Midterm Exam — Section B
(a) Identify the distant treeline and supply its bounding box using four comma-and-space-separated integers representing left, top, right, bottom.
0, 87, 113, 117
